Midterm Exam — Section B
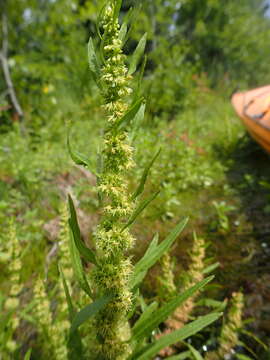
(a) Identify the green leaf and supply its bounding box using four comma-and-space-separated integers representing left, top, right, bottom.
134, 55, 147, 101
68, 210, 92, 298
68, 195, 97, 266
119, 7, 133, 43
121, 191, 160, 232
67, 129, 89, 168
131, 276, 214, 343
133, 301, 158, 331
186, 343, 204, 360
131, 218, 188, 288
130, 103, 146, 143
88, 37, 100, 80
128, 33, 147, 75
23, 349, 32, 360
119, 21, 127, 43
59, 265, 76, 321
202, 262, 220, 275
112, 98, 144, 132
132, 148, 161, 199
114, 0, 122, 22
196, 298, 227, 311
132, 312, 222, 360
70, 295, 112, 333
166, 351, 191, 360
241, 329, 268, 350
236, 355, 254, 360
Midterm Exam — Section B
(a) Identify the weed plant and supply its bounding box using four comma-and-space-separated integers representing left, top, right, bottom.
64, 1, 221, 359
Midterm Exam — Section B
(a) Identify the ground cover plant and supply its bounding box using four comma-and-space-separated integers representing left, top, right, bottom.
1, 0, 270, 359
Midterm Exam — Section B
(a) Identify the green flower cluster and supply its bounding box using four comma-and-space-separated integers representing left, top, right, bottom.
92, 2, 136, 358
206, 291, 244, 360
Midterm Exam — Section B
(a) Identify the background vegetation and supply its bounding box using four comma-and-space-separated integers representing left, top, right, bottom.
1, 0, 270, 358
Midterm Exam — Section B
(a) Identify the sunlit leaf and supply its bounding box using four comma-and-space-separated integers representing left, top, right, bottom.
131, 218, 188, 288
128, 33, 147, 75
70, 295, 112, 333
121, 191, 160, 232
132, 148, 161, 199
132, 312, 222, 360
131, 276, 214, 343
68, 195, 97, 266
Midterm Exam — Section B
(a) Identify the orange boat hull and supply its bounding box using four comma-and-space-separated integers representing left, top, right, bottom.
231, 85, 270, 154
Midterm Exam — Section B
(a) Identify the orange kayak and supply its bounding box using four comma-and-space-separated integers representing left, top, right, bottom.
231, 85, 270, 153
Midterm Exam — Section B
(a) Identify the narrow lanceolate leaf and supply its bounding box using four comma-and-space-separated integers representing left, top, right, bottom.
121, 191, 160, 232
114, 0, 122, 22
88, 37, 100, 79
59, 265, 76, 321
119, 7, 133, 43
61, 263, 84, 359
186, 343, 204, 360
69, 227, 92, 298
166, 352, 192, 360
236, 355, 254, 360
144, 233, 159, 258
132, 148, 161, 199
128, 33, 147, 75
112, 97, 144, 132
131, 276, 214, 343
67, 130, 89, 168
131, 218, 188, 288
202, 262, 220, 275
70, 295, 112, 333
134, 55, 147, 101
23, 349, 32, 360
68, 195, 97, 266
130, 103, 146, 142
132, 312, 222, 360
119, 21, 127, 43
132, 301, 158, 331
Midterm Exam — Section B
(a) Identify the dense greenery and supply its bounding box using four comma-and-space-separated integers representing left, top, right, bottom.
1, 0, 270, 359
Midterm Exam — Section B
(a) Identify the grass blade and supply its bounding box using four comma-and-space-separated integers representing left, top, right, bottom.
68, 208, 92, 298
121, 191, 160, 232
70, 295, 112, 333
23, 349, 32, 360
132, 312, 222, 360
59, 265, 76, 321
132, 148, 161, 199
112, 98, 144, 132
131, 276, 214, 343
186, 343, 204, 360
68, 195, 97, 266
202, 262, 220, 275
88, 36, 100, 81
166, 352, 191, 360
128, 33, 147, 75
131, 218, 188, 287
133, 301, 158, 331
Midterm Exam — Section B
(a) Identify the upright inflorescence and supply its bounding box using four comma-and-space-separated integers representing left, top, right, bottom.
92, 2, 136, 359
158, 252, 177, 303
3, 221, 23, 354
206, 291, 244, 360
167, 233, 205, 330
34, 278, 69, 360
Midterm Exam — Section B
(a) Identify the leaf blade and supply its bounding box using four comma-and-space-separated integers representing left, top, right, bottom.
131, 276, 214, 343
70, 295, 112, 333
131, 218, 188, 288
121, 191, 160, 232
133, 312, 222, 360
128, 33, 147, 75
68, 195, 97, 266
132, 148, 161, 199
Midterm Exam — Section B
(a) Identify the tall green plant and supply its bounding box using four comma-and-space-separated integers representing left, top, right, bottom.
67, 1, 221, 359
